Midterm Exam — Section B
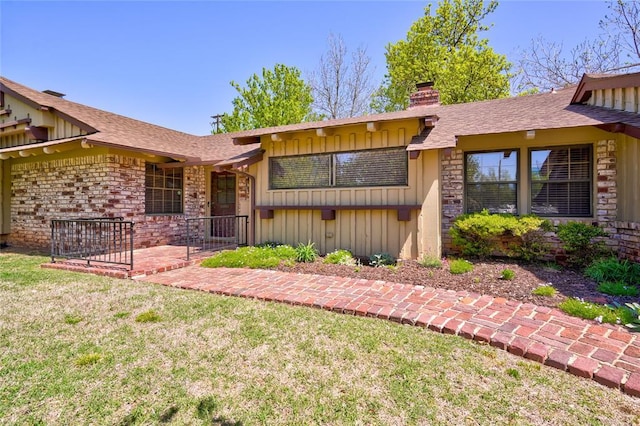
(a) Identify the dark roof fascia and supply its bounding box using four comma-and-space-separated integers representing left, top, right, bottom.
595, 122, 640, 139
1, 82, 97, 133
83, 137, 200, 163
571, 72, 640, 104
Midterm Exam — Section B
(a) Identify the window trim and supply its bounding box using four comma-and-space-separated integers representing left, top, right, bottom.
268, 147, 408, 190
144, 163, 184, 215
528, 144, 593, 217
464, 149, 520, 214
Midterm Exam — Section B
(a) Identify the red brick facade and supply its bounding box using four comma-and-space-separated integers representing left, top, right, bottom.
8, 153, 206, 249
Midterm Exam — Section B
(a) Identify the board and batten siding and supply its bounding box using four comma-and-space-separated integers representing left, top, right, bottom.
251, 120, 441, 259
617, 134, 640, 222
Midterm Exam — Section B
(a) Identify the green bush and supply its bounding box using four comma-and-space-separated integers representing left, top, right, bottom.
295, 241, 318, 263
556, 222, 608, 268
449, 259, 474, 274
450, 210, 550, 259
369, 253, 396, 268
418, 254, 442, 269
597, 281, 639, 297
585, 258, 640, 284
323, 249, 356, 266
532, 285, 557, 297
558, 298, 633, 325
202, 245, 297, 269
500, 268, 515, 281
608, 302, 640, 331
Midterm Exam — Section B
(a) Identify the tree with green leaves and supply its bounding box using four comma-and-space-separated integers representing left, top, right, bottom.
371, 0, 510, 112
218, 64, 315, 133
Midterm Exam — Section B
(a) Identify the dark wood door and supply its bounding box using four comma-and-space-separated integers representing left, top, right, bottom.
211, 172, 236, 237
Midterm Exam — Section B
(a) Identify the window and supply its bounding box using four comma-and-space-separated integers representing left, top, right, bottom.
465, 150, 518, 214
145, 164, 183, 214
269, 147, 407, 190
530, 146, 592, 216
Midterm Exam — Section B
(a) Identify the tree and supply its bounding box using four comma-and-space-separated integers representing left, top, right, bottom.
218, 64, 315, 133
371, 0, 510, 113
514, 0, 640, 93
309, 33, 376, 119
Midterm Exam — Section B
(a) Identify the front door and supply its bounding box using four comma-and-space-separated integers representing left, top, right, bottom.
210, 172, 236, 237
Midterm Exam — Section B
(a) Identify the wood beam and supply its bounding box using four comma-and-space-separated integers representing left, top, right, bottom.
271, 133, 284, 142
409, 151, 421, 160
424, 116, 438, 128
232, 136, 260, 145
25, 126, 48, 141
316, 128, 334, 137
366, 122, 381, 132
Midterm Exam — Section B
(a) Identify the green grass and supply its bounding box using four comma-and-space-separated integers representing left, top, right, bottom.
1, 252, 639, 424
597, 281, 640, 297
135, 309, 162, 323
449, 259, 474, 275
201, 245, 296, 269
558, 298, 635, 325
532, 285, 557, 297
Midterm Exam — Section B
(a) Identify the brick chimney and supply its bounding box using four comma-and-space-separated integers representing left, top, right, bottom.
409, 82, 440, 108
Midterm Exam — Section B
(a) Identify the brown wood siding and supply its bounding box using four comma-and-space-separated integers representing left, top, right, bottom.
617, 134, 640, 222
253, 120, 440, 259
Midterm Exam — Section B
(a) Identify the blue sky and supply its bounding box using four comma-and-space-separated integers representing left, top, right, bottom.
1, 1, 612, 135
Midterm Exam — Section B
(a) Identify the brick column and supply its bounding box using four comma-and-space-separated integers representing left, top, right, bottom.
441, 148, 464, 253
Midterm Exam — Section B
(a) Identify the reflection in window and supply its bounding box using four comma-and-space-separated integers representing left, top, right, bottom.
145, 164, 183, 214
530, 146, 592, 216
465, 150, 518, 214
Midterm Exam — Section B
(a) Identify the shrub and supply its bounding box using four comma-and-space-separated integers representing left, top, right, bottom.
450, 210, 550, 259
255, 241, 283, 248
369, 252, 396, 268
418, 254, 442, 269
500, 268, 515, 281
597, 281, 639, 297
323, 249, 356, 266
556, 222, 608, 268
558, 298, 633, 325
295, 241, 319, 263
585, 258, 640, 284
449, 259, 474, 274
532, 285, 557, 297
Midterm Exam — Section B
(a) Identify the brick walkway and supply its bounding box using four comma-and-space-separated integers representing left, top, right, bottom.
140, 265, 640, 398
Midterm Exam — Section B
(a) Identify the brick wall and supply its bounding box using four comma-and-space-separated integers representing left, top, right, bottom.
8, 154, 205, 249
440, 148, 464, 252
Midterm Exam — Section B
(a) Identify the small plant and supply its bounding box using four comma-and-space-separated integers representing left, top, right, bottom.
500, 268, 515, 281
597, 281, 639, 297
135, 310, 162, 323
418, 254, 442, 269
255, 241, 283, 248
559, 298, 633, 325
473, 276, 481, 283
607, 302, 640, 331
295, 241, 318, 263
113, 312, 130, 319
369, 252, 396, 268
449, 259, 474, 274
323, 249, 356, 266
532, 285, 557, 297
64, 314, 83, 325
75, 353, 102, 366
585, 258, 640, 284
196, 396, 218, 419
556, 222, 608, 268
506, 368, 521, 379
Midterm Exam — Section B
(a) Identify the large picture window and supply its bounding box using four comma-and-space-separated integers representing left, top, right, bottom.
269, 147, 408, 190
530, 146, 592, 216
145, 164, 183, 214
465, 150, 518, 214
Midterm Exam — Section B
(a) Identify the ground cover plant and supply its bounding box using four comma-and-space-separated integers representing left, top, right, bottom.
2, 252, 639, 425
200, 245, 296, 269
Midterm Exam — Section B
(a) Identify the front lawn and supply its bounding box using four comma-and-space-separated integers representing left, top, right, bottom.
1, 252, 639, 424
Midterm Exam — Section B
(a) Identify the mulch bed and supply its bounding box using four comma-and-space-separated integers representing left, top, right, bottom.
277, 258, 639, 309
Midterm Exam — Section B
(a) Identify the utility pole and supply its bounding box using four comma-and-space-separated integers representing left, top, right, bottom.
210, 114, 223, 133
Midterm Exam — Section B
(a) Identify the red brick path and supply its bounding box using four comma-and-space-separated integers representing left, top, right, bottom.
140, 265, 640, 398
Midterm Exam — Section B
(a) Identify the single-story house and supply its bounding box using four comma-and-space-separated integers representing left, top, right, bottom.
1, 72, 639, 262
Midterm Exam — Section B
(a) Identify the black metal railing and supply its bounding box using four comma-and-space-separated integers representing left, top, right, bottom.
186, 215, 248, 260
51, 218, 134, 269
